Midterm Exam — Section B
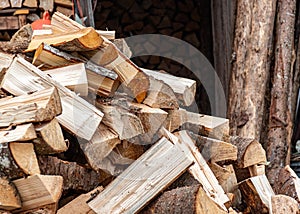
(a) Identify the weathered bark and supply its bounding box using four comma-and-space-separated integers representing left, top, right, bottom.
266, 0, 297, 187
228, 0, 277, 140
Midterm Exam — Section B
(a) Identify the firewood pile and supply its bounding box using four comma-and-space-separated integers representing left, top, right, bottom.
0, 12, 300, 214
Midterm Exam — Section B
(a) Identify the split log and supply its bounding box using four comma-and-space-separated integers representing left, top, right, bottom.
266, 0, 296, 187
112, 38, 132, 58
44, 63, 88, 96
51, 11, 86, 34
54, 0, 73, 8
26, 27, 102, 52
142, 76, 178, 109
228, 0, 276, 140
95, 98, 144, 140
0, 0, 10, 9
239, 175, 275, 213
56, 6, 73, 17
0, 177, 21, 211
1, 56, 103, 140
39, 0, 54, 11
37, 155, 110, 193
33, 118, 68, 155
23, 0, 38, 8
79, 123, 121, 171
142, 68, 196, 106
0, 87, 61, 127
190, 133, 237, 163
141, 184, 227, 214
248, 164, 266, 177
165, 108, 229, 141
274, 165, 300, 203
12, 175, 63, 213
0, 123, 37, 144
87, 137, 193, 213
270, 195, 299, 214
0, 52, 14, 71
57, 186, 103, 214
0, 142, 40, 179
96, 30, 115, 40
10, 0, 22, 8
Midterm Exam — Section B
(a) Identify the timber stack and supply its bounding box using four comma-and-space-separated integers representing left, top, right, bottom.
0, 12, 299, 214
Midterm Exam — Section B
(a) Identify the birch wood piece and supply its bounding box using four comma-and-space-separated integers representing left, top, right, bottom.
142, 68, 196, 106
0, 123, 37, 144
239, 175, 275, 213
0, 142, 40, 179
12, 175, 63, 212
88, 137, 193, 213
44, 63, 88, 96
1, 56, 103, 140
0, 177, 21, 211
26, 27, 102, 52
33, 118, 67, 155
270, 195, 299, 214
0, 87, 61, 127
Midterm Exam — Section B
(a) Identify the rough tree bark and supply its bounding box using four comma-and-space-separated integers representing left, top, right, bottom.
228, 0, 277, 141
266, 0, 296, 187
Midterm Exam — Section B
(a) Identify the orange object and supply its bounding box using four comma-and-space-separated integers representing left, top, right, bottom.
31, 11, 51, 30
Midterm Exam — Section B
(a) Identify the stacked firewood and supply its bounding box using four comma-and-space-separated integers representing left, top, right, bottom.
0, 12, 300, 214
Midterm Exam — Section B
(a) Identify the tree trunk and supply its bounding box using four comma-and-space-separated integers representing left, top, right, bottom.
266, 0, 296, 187
228, 0, 277, 141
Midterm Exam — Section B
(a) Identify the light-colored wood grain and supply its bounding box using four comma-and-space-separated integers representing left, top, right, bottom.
1, 57, 103, 140
54, 0, 73, 8
0, 123, 37, 143
0, 177, 21, 211
9, 0, 22, 7
38, 0, 54, 11
270, 195, 299, 214
0, 0, 10, 9
23, 0, 38, 7
88, 137, 193, 213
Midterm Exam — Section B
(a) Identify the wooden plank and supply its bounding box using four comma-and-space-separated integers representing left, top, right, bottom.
88, 137, 193, 213
0, 123, 37, 143
1, 56, 103, 140
0, 87, 61, 127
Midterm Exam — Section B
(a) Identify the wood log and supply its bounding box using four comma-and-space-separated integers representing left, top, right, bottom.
26, 27, 102, 52
37, 155, 110, 193
80, 123, 121, 171
0, 16, 19, 30
56, 6, 73, 17
95, 98, 144, 140
142, 76, 178, 109
141, 184, 227, 214
270, 195, 299, 214
44, 63, 88, 96
0, 87, 61, 128
266, 0, 296, 187
0, 142, 40, 179
33, 118, 67, 155
9, 0, 22, 8
1, 56, 103, 140
0, 52, 14, 71
0, 123, 37, 144
190, 133, 237, 163
96, 30, 115, 40
228, 0, 276, 140
0, 0, 10, 9
230, 136, 267, 168
23, 0, 38, 8
165, 108, 229, 141
12, 174, 63, 212
54, 0, 73, 8
57, 186, 103, 214
248, 164, 265, 177
142, 68, 196, 106
112, 38, 132, 58
239, 175, 275, 213
274, 165, 300, 203
38, 0, 54, 12
0, 177, 21, 211
87, 137, 193, 213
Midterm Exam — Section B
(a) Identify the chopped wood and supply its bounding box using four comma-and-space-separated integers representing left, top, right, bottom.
230, 136, 267, 168
38, 155, 110, 193
0, 123, 37, 144
12, 174, 63, 212
141, 184, 227, 214
173, 130, 230, 210
44, 63, 88, 96
0, 177, 21, 211
57, 186, 103, 214
38, 0, 54, 12
23, 0, 38, 8
9, 0, 22, 8
0, 0, 10, 9
56, 6, 73, 17
26, 27, 103, 52
112, 38, 132, 58
88, 137, 193, 213
142, 68, 196, 106
270, 195, 299, 214
275, 165, 300, 203
96, 30, 115, 40
239, 175, 275, 213
0, 142, 40, 179
80, 123, 121, 171
0, 52, 14, 71
51, 11, 85, 34
143, 76, 179, 109
249, 164, 266, 177
0, 87, 61, 127
190, 133, 237, 163
0, 16, 19, 30
33, 118, 67, 155
54, 0, 73, 8
1, 56, 103, 140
